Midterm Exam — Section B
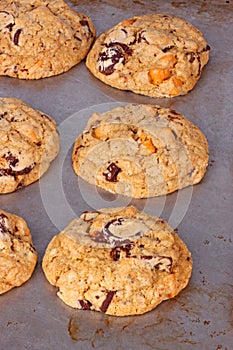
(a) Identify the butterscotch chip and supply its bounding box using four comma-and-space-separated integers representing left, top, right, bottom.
0, 209, 37, 294
72, 104, 209, 198
42, 206, 192, 316
0, 98, 59, 193
0, 0, 95, 79
86, 13, 210, 97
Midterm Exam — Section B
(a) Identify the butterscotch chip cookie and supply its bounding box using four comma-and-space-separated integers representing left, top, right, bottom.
0, 97, 59, 193
42, 206, 192, 316
72, 104, 208, 198
86, 14, 210, 97
0, 209, 37, 294
0, 0, 95, 79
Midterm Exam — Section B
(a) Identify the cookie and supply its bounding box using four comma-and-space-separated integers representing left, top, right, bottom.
86, 14, 210, 97
0, 0, 95, 79
0, 209, 37, 294
72, 104, 208, 198
0, 97, 59, 194
42, 206, 192, 316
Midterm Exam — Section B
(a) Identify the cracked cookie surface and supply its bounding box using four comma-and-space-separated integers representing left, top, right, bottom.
72, 103, 208, 198
0, 97, 59, 193
42, 206, 192, 316
0, 209, 37, 294
86, 13, 210, 97
0, 0, 95, 79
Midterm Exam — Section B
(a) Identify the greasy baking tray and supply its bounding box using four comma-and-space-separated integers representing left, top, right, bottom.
1, 1, 232, 349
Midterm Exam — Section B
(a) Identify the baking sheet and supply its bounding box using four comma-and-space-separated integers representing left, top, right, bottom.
0, 0, 233, 349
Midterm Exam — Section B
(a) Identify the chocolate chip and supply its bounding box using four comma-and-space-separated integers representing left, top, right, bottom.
188, 52, 196, 63
187, 168, 195, 177
5, 22, 15, 32
137, 31, 149, 44
154, 257, 173, 271
197, 54, 201, 76
103, 162, 121, 182
80, 20, 89, 26
201, 44, 210, 52
167, 114, 183, 126
162, 45, 175, 53
78, 299, 92, 310
13, 28, 22, 45
0, 112, 7, 120
16, 181, 25, 189
29, 243, 36, 253
169, 109, 180, 115
79, 19, 93, 38
171, 129, 178, 139
141, 255, 153, 260
100, 291, 116, 313
110, 247, 121, 261
74, 34, 81, 41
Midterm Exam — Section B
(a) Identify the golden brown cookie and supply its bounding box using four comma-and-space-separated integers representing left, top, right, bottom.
0, 0, 96, 79
0, 97, 59, 193
72, 104, 209, 198
42, 206, 192, 316
86, 14, 210, 97
0, 209, 37, 294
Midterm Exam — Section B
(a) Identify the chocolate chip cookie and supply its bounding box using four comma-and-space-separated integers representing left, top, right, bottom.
0, 209, 37, 294
72, 104, 209, 198
0, 98, 59, 193
42, 206, 192, 316
0, 0, 95, 79
86, 14, 210, 97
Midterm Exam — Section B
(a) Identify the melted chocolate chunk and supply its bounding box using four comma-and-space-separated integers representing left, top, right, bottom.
104, 218, 125, 234
100, 291, 116, 313
3, 152, 19, 167
121, 243, 134, 257
0, 213, 9, 233
13, 28, 22, 45
98, 42, 132, 76
78, 299, 92, 310
0, 163, 35, 177
103, 162, 121, 182
110, 242, 135, 260
90, 230, 106, 243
